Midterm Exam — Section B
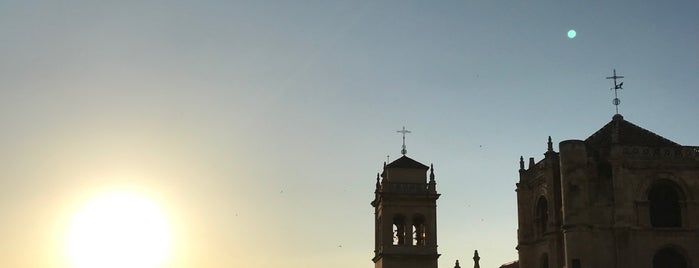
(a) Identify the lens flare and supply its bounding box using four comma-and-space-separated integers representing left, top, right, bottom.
568, 29, 577, 39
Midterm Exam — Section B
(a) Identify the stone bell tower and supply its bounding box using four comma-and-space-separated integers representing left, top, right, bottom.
371, 132, 440, 268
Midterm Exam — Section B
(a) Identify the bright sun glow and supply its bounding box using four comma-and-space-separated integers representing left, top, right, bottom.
65, 191, 172, 268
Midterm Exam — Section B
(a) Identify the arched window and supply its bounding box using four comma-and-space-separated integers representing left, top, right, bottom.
540, 253, 549, 268
536, 196, 548, 235
653, 247, 687, 268
412, 214, 426, 246
649, 181, 682, 227
392, 215, 405, 245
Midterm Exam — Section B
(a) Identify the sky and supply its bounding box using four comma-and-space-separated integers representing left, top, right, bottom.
1, 0, 698, 267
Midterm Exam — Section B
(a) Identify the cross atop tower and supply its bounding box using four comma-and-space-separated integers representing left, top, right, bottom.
396, 126, 411, 156
606, 69, 625, 115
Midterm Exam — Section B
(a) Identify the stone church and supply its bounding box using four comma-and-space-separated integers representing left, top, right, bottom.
370, 114, 699, 268
516, 113, 699, 268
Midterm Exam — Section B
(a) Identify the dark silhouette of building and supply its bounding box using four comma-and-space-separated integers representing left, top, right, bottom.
371, 155, 440, 268
516, 114, 699, 268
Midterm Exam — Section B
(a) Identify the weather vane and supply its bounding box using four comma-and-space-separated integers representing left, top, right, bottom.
396, 126, 411, 156
606, 69, 624, 114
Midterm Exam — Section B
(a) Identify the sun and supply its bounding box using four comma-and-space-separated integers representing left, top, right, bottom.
65, 191, 172, 268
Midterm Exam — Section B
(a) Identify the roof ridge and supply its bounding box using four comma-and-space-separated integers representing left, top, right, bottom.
385, 155, 429, 169
621, 119, 679, 146
584, 115, 679, 148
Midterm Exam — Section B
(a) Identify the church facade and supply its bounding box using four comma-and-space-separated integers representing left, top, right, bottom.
516, 114, 699, 268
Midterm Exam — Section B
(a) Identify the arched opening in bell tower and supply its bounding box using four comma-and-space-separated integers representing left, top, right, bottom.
392, 215, 406, 245
412, 214, 426, 246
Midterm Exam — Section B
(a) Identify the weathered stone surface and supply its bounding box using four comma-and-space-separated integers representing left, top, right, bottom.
516, 115, 699, 268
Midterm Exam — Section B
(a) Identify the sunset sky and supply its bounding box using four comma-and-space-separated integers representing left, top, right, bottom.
1, 1, 698, 267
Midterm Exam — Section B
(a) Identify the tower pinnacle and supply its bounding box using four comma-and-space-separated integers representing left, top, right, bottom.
473, 250, 480, 268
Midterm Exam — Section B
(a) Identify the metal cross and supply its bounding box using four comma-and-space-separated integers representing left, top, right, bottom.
606, 69, 625, 114
396, 126, 411, 156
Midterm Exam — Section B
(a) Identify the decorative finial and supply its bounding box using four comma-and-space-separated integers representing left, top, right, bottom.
519, 156, 525, 170
396, 126, 411, 156
428, 163, 436, 192
454, 260, 461, 268
529, 157, 535, 168
547, 136, 553, 152
606, 69, 625, 115
473, 250, 480, 268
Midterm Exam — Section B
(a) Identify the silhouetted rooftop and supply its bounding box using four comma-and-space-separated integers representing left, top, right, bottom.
585, 114, 680, 148
386, 155, 429, 169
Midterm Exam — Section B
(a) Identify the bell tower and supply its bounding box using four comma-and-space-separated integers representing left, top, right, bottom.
371, 154, 440, 268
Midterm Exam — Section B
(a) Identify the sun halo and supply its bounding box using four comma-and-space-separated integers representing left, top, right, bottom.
65, 191, 172, 268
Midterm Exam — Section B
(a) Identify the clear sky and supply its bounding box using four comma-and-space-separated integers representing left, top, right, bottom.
1, 0, 698, 267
